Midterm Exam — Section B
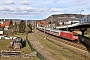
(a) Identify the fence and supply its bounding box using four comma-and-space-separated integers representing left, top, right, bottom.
26, 39, 46, 60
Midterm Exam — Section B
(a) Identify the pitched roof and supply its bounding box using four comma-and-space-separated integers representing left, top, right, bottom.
4, 22, 9, 26
37, 21, 49, 26
0, 24, 5, 28
37, 22, 41, 25
0, 21, 9, 28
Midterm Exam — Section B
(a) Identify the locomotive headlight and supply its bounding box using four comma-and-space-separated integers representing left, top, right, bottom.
73, 36, 78, 38
76, 37, 78, 38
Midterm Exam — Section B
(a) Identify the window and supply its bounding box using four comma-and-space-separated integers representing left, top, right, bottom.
73, 34, 78, 36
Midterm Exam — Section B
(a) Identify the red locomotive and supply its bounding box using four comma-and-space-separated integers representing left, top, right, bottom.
60, 31, 78, 41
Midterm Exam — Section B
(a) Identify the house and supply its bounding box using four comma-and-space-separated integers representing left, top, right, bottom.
0, 28, 4, 34
37, 22, 41, 27
0, 21, 10, 34
0, 24, 5, 28
37, 21, 49, 27
0, 19, 4, 24
4, 22, 9, 30
0, 21, 10, 31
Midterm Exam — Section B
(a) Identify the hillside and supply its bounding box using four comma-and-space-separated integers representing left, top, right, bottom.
44, 14, 88, 22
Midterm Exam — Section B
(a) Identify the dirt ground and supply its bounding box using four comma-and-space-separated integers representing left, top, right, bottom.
29, 33, 57, 60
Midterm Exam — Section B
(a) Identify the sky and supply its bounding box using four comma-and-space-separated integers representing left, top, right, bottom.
0, 0, 90, 20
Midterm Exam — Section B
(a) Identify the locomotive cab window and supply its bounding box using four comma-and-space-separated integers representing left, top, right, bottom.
73, 34, 78, 36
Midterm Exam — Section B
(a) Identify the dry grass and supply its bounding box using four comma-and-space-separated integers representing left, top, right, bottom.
0, 33, 39, 60
22, 40, 32, 54
13, 33, 26, 40
0, 40, 12, 51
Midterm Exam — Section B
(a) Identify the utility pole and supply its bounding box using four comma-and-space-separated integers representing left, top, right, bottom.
50, 16, 53, 29
51, 19, 52, 28
26, 20, 27, 26
80, 8, 84, 24
4, 9, 6, 22
67, 24, 68, 31
25, 20, 28, 40
35, 20, 36, 33
44, 21, 46, 39
65, 15, 68, 31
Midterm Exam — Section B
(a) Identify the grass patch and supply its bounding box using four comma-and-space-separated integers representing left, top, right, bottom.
0, 33, 39, 60
35, 32, 86, 60
13, 33, 30, 40
0, 40, 12, 51
14, 33, 26, 40
22, 40, 32, 54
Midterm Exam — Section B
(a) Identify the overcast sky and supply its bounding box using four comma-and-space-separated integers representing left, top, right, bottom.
0, 0, 90, 20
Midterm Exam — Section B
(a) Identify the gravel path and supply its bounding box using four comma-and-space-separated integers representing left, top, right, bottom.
29, 33, 57, 60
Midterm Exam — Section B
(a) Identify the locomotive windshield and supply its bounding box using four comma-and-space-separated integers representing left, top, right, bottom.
73, 33, 78, 36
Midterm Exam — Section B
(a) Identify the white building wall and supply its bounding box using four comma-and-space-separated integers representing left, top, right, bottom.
0, 31, 3, 34
0, 21, 4, 24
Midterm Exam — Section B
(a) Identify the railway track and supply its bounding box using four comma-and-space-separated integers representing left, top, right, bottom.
37, 30, 88, 51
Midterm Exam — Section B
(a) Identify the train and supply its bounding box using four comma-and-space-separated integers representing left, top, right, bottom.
37, 27, 79, 41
